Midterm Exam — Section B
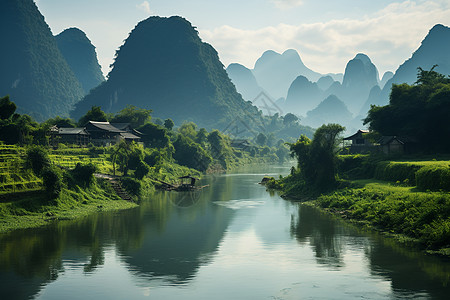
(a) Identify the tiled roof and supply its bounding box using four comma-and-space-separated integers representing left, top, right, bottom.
87, 121, 124, 133
58, 128, 89, 135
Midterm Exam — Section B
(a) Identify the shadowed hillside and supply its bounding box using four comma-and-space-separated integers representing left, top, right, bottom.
0, 0, 84, 121
55, 28, 105, 95
72, 16, 259, 130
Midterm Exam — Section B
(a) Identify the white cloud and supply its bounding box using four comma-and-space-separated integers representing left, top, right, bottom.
200, 0, 450, 75
270, 0, 304, 10
136, 1, 152, 15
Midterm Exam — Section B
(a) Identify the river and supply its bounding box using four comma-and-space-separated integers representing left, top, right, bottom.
1, 164, 449, 299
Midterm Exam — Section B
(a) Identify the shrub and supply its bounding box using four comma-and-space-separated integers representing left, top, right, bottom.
416, 166, 450, 191
374, 162, 420, 183
135, 161, 150, 180
70, 163, 97, 187
26, 146, 50, 176
42, 167, 62, 199
121, 177, 142, 196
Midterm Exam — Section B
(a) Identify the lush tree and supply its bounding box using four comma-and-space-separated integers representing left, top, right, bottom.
44, 116, 76, 128
0, 95, 16, 120
364, 67, 450, 152
42, 167, 62, 198
255, 132, 267, 146
70, 163, 97, 187
110, 105, 152, 128
137, 122, 170, 148
178, 122, 197, 140
283, 113, 299, 126
112, 141, 135, 176
196, 128, 208, 145
207, 130, 224, 158
173, 135, 212, 171
26, 146, 50, 176
135, 161, 150, 180
164, 118, 174, 130
290, 124, 345, 190
78, 106, 108, 127
276, 144, 290, 162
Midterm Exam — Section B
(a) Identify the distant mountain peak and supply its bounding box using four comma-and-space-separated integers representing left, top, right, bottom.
72, 15, 258, 129
56, 27, 104, 95
354, 53, 372, 65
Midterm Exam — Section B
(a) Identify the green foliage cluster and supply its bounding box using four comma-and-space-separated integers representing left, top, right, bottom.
26, 146, 51, 176
416, 166, 450, 191
41, 167, 62, 199
289, 124, 345, 191
365, 66, 450, 153
0, 96, 44, 145
317, 182, 450, 250
173, 136, 212, 172
373, 162, 421, 183
68, 163, 97, 188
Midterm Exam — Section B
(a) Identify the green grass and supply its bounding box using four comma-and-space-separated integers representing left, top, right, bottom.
0, 180, 136, 233
316, 179, 450, 251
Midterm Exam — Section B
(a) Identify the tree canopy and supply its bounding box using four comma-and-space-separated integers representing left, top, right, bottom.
78, 106, 108, 127
110, 105, 152, 128
364, 67, 450, 152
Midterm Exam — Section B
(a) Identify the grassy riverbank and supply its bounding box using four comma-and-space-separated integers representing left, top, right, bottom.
0, 179, 137, 233
267, 155, 450, 255
315, 179, 450, 255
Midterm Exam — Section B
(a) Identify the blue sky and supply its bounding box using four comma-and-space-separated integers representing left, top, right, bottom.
36, 0, 450, 77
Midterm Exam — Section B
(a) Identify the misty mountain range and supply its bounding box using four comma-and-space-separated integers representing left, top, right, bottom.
227, 24, 450, 133
1, 0, 449, 134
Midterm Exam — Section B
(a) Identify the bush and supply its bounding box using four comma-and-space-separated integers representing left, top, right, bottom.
70, 163, 97, 187
26, 146, 50, 176
42, 167, 62, 199
416, 166, 450, 191
121, 177, 142, 196
135, 161, 150, 180
374, 162, 420, 183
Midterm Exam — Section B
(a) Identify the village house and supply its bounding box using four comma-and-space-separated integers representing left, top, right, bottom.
49, 126, 90, 147
343, 130, 374, 154
378, 136, 418, 155
85, 121, 140, 146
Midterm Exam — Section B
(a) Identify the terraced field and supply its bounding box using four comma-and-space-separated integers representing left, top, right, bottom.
0, 145, 115, 195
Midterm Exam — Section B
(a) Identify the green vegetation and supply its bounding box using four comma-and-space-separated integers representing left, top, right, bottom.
316, 180, 450, 251
266, 68, 450, 254
365, 66, 450, 153
267, 123, 345, 196
0, 96, 288, 233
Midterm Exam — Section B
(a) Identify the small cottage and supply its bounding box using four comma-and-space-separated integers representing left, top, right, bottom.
378, 136, 418, 155
85, 121, 140, 146
343, 130, 374, 153
50, 126, 90, 147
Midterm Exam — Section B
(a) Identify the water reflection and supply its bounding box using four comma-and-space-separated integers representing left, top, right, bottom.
0, 165, 449, 300
291, 204, 450, 298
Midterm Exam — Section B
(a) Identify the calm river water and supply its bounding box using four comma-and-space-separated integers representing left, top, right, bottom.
1, 164, 449, 299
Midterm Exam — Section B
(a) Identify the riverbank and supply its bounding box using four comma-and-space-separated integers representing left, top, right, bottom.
0, 179, 137, 233
313, 179, 450, 256
269, 177, 450, 256
265, 155, 450, 256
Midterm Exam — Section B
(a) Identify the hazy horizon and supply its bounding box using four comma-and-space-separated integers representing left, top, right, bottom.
35, 0, 450, 76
